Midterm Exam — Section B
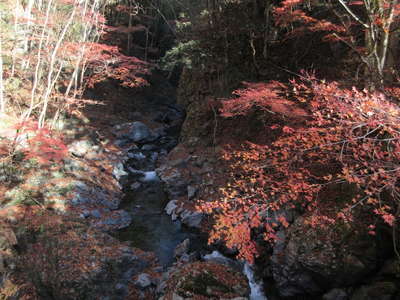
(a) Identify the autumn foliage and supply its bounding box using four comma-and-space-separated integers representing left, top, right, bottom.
18, 121, 68, 165
274, 0, 400, 84
83, 42, 150, 89
199, 76, 400, 262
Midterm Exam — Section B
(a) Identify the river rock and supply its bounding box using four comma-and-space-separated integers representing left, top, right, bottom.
138, 171, 159, 182
181, 210, 203, 228
203, 251, 243, 272
128, 121, 156, 143
157, 167, 188, 198
141, 144, 158, 151
72, 182, 121, 210
174, 239, 190, 258
187, 185, 197, 200
178, 252, 198, 264
165, 200, 178, 215
271, 216, 377, 298
112, 161, 128, 182
130, 182, 142, 191
135, 273, 152, 289
128, 151, 146, 160
93, 210, 132, 231
163, 261, 250, 299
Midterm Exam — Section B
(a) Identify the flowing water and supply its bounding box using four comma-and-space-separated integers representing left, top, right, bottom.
117, 176, 201, 267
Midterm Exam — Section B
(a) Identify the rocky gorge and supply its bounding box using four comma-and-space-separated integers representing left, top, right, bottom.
1, 2, 400, 299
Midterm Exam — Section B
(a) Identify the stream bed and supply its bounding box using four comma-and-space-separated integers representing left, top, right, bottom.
117, 176, 203, 267
106, 73, 267, 298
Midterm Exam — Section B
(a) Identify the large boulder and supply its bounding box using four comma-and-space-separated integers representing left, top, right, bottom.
271, 216, 378, 298
128, 121, 157, 143
162, 261, 250, 299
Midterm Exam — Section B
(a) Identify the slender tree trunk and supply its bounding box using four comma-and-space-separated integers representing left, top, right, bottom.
25, 0, 54, 121
0, 25, 5, 113
39, 1, 77, 128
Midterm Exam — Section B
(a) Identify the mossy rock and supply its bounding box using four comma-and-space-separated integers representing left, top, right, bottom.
164, 261, 249, 299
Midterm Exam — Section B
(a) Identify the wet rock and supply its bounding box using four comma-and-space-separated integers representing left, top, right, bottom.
138, 171, 159, 182
165, 200, 178, 215
114, 139, 131, 148
112, 162, 128, 182
174, 239, 190, 258
181, 210, 203, 228
141, 144, 157, 151
203, 251, 243, 272
163, 261, 250, 299
150, 152, 158, 161
80, 209, 90, 218
93, 210, 132, 231
179, 252, 198, 264
157, 167, 188, 198
130, 182, 142, 191
72, 182, 121, 210
128, 121, 156, 143
187, 185, 197, 200
128, 151, 146, 160
135, 273, 152, 289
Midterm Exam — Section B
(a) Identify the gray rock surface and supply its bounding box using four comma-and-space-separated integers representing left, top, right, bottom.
93, 210, 132, 231
174, 239, 190, 258
69, 139, 94, 157
128, 121, 156, 143
180, 210, 203, 228
187, 185, 197, 200
135, 273, 152, 289
112, 162, 128, 182
271, 217, 377, 298
165, 200, 178, 215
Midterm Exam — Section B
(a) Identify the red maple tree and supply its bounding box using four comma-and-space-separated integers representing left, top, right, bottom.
198, 76, 400, 262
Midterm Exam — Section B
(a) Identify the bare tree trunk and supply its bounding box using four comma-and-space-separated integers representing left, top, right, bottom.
25, 0, 54, 122
0, 25, 5, 113
39, 1, 77, 128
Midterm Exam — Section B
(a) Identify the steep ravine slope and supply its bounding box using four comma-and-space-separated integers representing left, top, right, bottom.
169, 65, 400, 300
